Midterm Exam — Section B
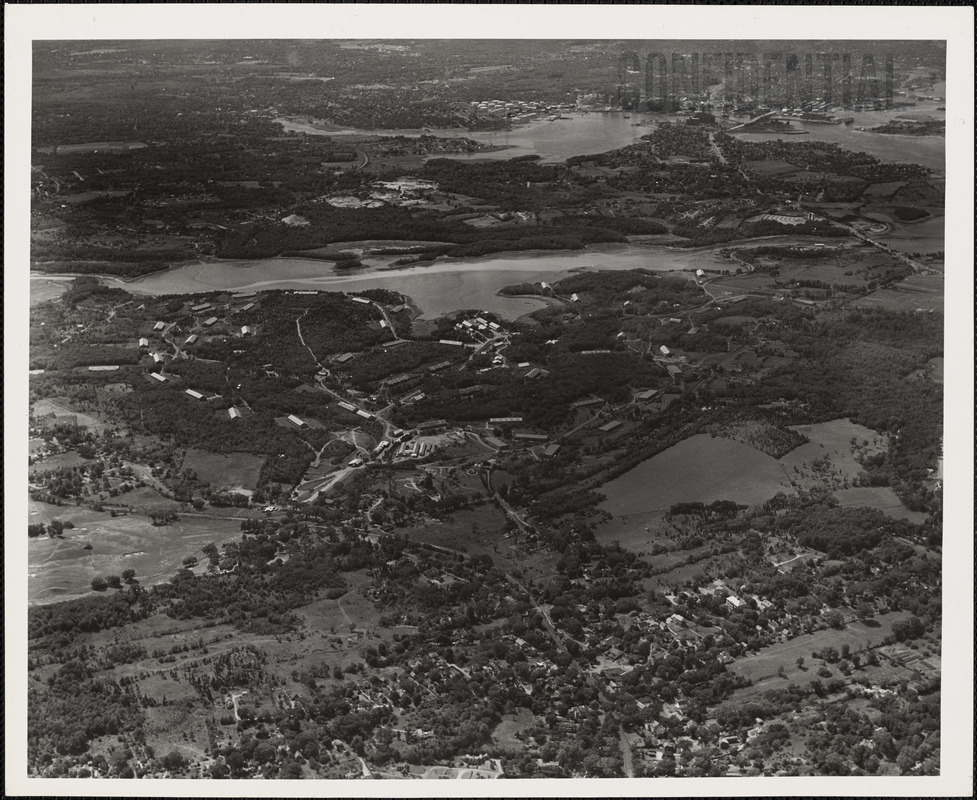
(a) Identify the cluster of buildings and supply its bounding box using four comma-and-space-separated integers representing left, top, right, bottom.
468, 99, 573, 122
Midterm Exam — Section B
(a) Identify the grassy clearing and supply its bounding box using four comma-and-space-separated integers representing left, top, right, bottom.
786, 262, 871, 287
728, 611, 911, 687
182, 449, 264, 490
780, 418, 887, 487
30, 451, 90, 471
30, 279, 73, 306
28, 503, 247, 604
599, 433, 794, 521
852, 274, 944, 312
492, 707, 535, 748
405, 504, 509, 556
599, 516, 677, 555
709, 274, 781, 294
31, 399, 108, 432
744, 159, 801, 177
833, 486, 929, 523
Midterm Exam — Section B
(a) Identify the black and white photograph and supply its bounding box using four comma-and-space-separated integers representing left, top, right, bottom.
5, 4, 973, 796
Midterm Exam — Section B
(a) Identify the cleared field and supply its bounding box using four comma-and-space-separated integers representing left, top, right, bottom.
30, 279, 73, 306
492, 708, 535, 748
727, 611, 912, 692
743, 159, 800, 176
780, 418, 887, 486
29, 451, 90, 472
709, 274, 780, 294
852, 274, 944, 312
599, 434, 793, 521
833, 486, 929, 523
710, 315, 761, 328
28, 500, 249, 604
786, 263, 872, 287
31, 399, 108, 432
405, 505, 509, 556
182, 449, 264, 490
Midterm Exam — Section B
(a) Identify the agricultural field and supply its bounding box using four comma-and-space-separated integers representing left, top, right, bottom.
27, 500, 253, 604
181, 449, 264, 491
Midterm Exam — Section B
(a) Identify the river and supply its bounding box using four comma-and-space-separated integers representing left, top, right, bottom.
87, 236, 825, 320
279, 106, 943, 170
732, 105, 945, 173
277, 111, 664, 163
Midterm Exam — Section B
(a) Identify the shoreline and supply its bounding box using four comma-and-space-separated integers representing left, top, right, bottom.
29, 232, 858, 296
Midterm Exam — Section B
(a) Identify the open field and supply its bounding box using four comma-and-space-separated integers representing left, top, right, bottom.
28, 500, 251, 604
492, 707, 535, 748
30, 278, 73, 306
779, 418, 887, 487
31, 399, 109, 432
182, 449, 264, 490
743, 159, 801, 177
29, 451, 90, 472
728, 611, 912, 688
405, 504, 509, 556
709, 274, 780, 294
851, 274, 944, 312
599, 433, 794, 521
784, 262, 872, 288
833, 486, 930, 523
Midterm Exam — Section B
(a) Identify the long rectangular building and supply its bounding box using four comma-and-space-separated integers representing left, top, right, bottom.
572, 397, 604, 408
416, 419, 448, 431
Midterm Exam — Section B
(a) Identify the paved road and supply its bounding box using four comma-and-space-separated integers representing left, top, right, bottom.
619, 727, 635, 777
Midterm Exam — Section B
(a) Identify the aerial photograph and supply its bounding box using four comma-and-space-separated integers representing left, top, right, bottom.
8, 7, 973, 793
